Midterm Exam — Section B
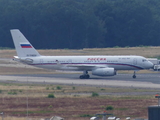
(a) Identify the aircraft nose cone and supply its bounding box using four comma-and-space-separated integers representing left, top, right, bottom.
148, 62, 154, 69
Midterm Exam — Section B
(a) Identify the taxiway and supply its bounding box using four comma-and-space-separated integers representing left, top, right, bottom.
0, 72, 160, 89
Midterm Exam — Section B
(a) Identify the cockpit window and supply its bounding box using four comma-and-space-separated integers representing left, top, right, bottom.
142, 59, 147, 62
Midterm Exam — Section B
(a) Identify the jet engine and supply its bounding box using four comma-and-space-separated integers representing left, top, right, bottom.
92, 68, 116, 76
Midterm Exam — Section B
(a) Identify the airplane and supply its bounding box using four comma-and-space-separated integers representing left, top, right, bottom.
10, 29, 153, 79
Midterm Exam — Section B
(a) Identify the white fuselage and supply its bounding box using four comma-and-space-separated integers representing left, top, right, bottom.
20, 55, 153, 71
10, 29, 154, 78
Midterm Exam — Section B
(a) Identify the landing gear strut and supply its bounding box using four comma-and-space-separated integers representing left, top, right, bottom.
133, 71, 136, 78
79, 71, 90, 79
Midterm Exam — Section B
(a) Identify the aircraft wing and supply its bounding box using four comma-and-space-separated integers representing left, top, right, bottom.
66, 64, 107, 70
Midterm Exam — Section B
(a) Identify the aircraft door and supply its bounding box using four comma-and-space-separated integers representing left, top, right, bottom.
40, 59, 43, 64
133, 58, 137, 65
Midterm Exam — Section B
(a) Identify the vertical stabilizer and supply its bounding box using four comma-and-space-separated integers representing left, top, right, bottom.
10, 29, 40, 57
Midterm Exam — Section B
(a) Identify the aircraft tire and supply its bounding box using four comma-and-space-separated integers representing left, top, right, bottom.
133, 75, 136, 79
80, 75, 84, 79
80, 75, 90, 79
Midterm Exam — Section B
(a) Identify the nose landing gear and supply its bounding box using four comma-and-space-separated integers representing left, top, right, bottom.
133, 71, 136, 78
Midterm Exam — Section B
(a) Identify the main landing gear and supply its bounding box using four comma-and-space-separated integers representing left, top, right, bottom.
79, 71, 90, 79
133, 71, 136, 78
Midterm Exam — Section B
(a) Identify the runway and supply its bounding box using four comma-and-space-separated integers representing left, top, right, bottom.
0, 72, 160, 89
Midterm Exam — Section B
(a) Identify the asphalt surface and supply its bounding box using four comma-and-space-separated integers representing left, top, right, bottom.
0, 72, 160, 89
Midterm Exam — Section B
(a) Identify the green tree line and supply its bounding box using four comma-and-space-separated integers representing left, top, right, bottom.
0, 0, 160, 49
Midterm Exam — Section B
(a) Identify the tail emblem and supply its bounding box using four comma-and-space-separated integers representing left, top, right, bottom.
20, 44, 32, 48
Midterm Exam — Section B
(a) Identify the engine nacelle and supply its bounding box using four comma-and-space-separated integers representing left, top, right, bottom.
92, 68, 116, 76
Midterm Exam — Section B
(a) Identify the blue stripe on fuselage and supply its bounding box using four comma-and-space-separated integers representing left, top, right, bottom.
28, 62, 144, 70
